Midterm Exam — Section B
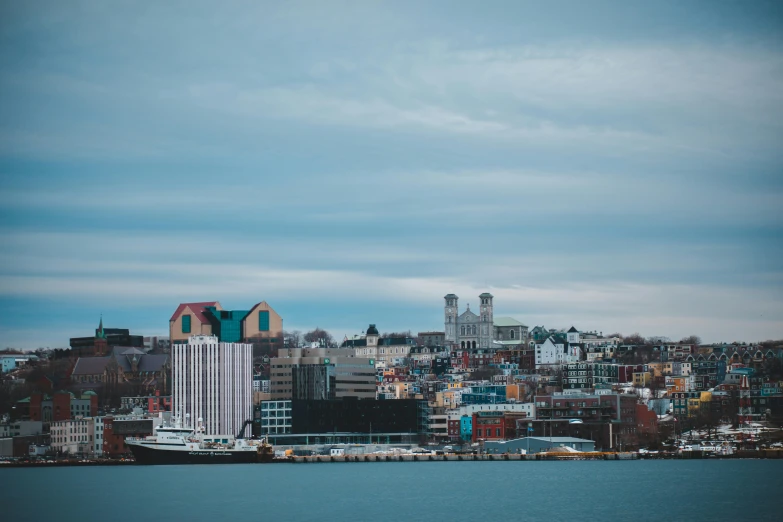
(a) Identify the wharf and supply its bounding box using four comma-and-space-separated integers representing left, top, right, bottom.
4, 449, 780, 467
280, 452, 638, 463
280, 448, 783, 462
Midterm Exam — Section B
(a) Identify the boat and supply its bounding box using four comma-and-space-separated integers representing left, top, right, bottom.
126, 417, 273, 465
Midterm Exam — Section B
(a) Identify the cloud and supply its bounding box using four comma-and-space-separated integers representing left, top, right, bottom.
171, 41, 783, 159
0, 2, 781, 349
1, 255, 780, 345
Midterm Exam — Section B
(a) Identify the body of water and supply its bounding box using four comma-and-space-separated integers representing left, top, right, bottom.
1, 460, 779, 521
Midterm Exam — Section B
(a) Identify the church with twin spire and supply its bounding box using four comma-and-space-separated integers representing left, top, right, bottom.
444, 293, 495, 349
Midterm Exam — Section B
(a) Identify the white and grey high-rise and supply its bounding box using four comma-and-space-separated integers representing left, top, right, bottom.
172, 335, 253, 436
444, 292, 494, 349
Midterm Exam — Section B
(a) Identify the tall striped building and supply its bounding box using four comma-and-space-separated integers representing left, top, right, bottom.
171, 335, 253, 436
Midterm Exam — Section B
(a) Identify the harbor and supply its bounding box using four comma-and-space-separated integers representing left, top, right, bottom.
5, 447, 783, 467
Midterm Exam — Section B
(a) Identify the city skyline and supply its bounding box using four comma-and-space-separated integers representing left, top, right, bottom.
2, 1, 782, 348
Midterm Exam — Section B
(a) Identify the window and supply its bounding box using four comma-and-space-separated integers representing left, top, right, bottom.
182, 314, 191, 334
259, 311, 270, 332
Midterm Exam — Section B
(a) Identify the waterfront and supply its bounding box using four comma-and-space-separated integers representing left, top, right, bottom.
1, 461, 779, 521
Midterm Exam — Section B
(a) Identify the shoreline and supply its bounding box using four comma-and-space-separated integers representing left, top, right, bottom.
2, 449, 782, 467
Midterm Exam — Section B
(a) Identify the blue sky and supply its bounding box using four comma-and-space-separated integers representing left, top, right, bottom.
1, 1, 782, 348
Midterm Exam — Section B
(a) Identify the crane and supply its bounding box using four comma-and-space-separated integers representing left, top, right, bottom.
236, 419, 253, 440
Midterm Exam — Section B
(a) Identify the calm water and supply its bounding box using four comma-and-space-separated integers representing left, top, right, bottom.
1, 460, 780, 521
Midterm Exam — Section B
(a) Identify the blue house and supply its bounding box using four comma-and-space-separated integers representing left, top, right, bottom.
459, 415, 473, 441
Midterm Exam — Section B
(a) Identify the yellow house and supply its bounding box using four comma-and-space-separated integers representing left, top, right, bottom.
633, 372, 651, 387
442, 389, 460, 408
386, 381, 412, 399
687, 398, 702, 417
505, 384, 526, 402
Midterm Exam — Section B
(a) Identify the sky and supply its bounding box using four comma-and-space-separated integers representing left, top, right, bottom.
1, 1, 782, 349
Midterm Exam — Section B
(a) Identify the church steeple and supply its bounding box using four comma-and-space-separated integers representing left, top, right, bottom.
479, 293, 494, 348
93, 315, 109, 356
444, 294, 459, 344
96, 316, 106, 339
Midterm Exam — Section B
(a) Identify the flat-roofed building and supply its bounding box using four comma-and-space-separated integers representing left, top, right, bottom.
270, 347, 376, 400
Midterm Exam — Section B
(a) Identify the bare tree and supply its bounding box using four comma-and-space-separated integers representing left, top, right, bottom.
381, 331, 412, 338
283, 330, 302, 348
622, 333, 646, 345
696, 407, 721, 440
762, 357, 783, 380
304, 328, 334, 346
648, 374, 665, 400
680, 335, 702, 345
468, 367, 501, 381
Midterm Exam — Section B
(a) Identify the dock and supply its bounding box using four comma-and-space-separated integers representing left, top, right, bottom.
280, 452, 639, 463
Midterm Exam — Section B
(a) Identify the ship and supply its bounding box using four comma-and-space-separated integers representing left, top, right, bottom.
126, 417, 273, 465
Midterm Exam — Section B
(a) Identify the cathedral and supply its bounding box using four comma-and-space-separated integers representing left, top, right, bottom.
444, 292, 494, 349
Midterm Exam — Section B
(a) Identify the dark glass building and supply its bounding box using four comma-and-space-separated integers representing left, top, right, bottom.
290, 398, 420, 435
70, 327, 144, 353
203, 306, 248, 343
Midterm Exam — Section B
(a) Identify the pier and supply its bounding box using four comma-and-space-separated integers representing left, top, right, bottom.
281, 452, 639, 463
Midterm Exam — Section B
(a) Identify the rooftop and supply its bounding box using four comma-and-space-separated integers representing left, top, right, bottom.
169, 301, 220, 323
513, 436, 594, 444
494, 317, 527, 328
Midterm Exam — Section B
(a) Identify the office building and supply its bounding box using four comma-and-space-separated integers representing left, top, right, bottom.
69, 318, 144, 357
270, 347, 376, 400
169, 301, 283, 350
172, 335, 253, 436
254, 398, 421, 444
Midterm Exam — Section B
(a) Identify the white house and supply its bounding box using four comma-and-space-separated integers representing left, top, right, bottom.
51, 417, 95, 456
535, 333, 581, 369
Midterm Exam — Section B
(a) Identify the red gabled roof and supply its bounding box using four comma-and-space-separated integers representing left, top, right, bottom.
169, 301, 219, 323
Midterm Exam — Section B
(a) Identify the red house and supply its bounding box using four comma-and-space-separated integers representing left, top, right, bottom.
472, 412, 528, 442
